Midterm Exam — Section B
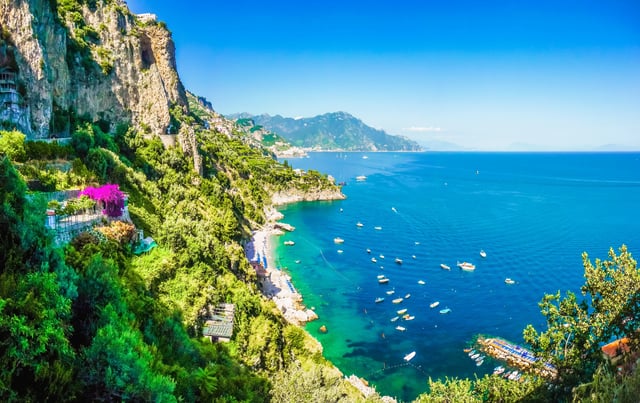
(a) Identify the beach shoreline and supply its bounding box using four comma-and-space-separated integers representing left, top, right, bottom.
244, 206, 318, 326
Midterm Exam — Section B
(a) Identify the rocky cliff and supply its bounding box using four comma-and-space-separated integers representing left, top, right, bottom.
0, 0, 186, 140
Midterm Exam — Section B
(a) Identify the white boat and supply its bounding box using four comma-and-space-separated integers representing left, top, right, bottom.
440, 263, 451, 270
395, 326, 406, 332
476, 359, 484, 366
375, 297, 385, 303
457, 261, 476, 271
356, 222, 364, 227
417, 280, 425, 285
371, 257, 378, 263
395, 258, 403, 264
392, 298, 404, 304
284, 240, 295, 246
404, 351, 416, 361
397, 308, 408, 315
390, 316, 399, 322
470, 353, 480, 360
379, 254, 385, 259
337, 249, 343, 254
378, 277, 389, 284
480, 250, 487, 258
334, 237, 344, 244
412, 255, 416, 259
430, 301, 440, 308
356, 175, 367, 181
386, 290, 395, 295
391, 207, 397, 213
505, 278, 516, 285
403, 315, 415, 321
374, 226, 382, 230
377, 274, 385, 279
404, 293, 411, 299
493, 366, 505, 375
366, 248, 371, 254
439, 307, 452, 314
362, 155, 368, 159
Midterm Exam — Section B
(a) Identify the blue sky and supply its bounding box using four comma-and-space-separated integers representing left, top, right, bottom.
126, 0, 640, 150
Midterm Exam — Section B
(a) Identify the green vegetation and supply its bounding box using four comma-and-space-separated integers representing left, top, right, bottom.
0, 94, 354, 401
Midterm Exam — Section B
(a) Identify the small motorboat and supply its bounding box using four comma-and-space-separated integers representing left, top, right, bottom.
366, 248, 371, 254
284, 240, 295, 246
417, 280, 425, 285
392, 298, 404, 304
371, 257, 378, 263
356, 222, 364, 227
439, 307, 452, 314
404, 293, 411, 299
386, 290, 395, 295
390, 316, 399, 322
457, 261, 476, 271
480, 249, 487, 258
334, 237, 345, 244
404, 351, 416, 361
403, 315, 415, 321
505, 278, 516, 285
374, 226, 382, 230
397, 308, 408, 315
379, 254, 385, 259
395, 258, 403, 264
378, 277, 389, 284
440, 263, 451, 270
395, 326, 406, 332
375, 297, 384, 303
430, 301, 440, 309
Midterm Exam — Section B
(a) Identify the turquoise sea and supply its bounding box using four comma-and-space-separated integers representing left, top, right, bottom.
273, 152, 640, 401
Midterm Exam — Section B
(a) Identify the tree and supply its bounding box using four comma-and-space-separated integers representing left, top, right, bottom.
523, 245, 640, 395
0, 130, 26, 162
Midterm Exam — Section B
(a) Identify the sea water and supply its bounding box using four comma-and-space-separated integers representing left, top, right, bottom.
274, 152, 640, 401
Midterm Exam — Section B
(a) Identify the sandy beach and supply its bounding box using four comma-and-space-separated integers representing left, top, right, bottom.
245, 208, 318, 325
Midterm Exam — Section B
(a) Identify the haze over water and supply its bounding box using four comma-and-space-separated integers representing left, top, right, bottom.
273, 152, 640, 401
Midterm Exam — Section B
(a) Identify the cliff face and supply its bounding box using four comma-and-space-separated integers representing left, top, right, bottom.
0, 0, 187, 139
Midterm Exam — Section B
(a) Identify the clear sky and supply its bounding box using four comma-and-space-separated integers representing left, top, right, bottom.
126, 0, 640, 151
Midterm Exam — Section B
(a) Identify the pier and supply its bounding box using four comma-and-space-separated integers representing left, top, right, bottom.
477, 337, 557, 379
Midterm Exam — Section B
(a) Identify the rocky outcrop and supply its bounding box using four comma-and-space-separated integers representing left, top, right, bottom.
0, 0, 187, 139
271, 188, 346, 205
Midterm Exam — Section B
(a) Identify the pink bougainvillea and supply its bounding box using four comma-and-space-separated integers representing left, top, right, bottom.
80, 184, 125, 217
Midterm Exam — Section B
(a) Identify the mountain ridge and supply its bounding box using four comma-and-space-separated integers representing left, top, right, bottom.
229, 111, 422, 152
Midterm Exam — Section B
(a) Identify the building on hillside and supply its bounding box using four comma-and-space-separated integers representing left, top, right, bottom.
202, 303, 235, 343
601, 337, 631, 366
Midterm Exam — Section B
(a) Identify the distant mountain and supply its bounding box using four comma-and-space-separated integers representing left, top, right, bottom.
418, 139, 468, 151
228, 112, 422, 151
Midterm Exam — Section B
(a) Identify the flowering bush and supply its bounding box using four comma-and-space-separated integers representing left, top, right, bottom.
80, 184, 125, 217
95, 221, 136, 244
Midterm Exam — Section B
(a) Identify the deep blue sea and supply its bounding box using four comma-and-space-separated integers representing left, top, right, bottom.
274, 152, 640, 401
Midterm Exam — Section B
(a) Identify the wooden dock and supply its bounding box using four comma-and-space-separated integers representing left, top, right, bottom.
478, 337, 557, 379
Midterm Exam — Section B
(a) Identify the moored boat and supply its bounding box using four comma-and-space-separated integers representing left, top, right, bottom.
395, 258, 403, 264
404, 293, 411, 299
392, 297, 404, 304
371, 257, 378, 263
375, 297, 384, 303
403, 315, 415, 321
356, 175, 367, 181
334, 237, 344, 244
386, 290, 395, 295
430, 301, 440, 308
404, 351, 416, 361
395, 326, 406, 332
440, 263, 451, 270
439, 307, 452, 314
505, 278, 515, 285
397, 308, 408, 315
493, 366, 505, 375
284, 240, 295, 246
457, 261, 476, 271
374, 226, 382, 230
417, 280, 425, 285
378, 277, 389, 284
480, 249, 487, 258
356, 222, 364, 227
390, 316, 399, 322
